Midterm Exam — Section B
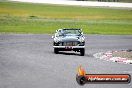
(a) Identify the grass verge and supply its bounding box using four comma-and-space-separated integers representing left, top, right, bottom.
0, 1, 132, 34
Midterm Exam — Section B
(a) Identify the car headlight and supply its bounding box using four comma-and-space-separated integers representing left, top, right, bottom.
54, 37, 61, 43
78, 37, 85, 42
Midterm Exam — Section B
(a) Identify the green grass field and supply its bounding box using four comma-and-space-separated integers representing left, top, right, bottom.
0, 1, 132, 34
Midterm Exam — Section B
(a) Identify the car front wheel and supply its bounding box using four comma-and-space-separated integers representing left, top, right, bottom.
54, 48, 59, 54
80, 48, 85, 56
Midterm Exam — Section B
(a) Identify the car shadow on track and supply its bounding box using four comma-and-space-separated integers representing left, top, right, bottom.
54, 51, 81, 56
53, 51, 92, 57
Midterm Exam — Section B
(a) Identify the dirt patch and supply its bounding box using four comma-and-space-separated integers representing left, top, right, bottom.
112, 50, 132, 60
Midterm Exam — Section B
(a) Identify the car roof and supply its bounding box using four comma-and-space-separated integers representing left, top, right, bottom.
62, 28, 81, 30
58, 28, 82, 31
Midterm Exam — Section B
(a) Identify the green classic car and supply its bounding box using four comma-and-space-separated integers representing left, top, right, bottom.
52, 28, 85, 56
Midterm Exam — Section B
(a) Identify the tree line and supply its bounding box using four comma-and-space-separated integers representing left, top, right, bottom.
98, 0, 119, 1
76, 0, 119, 2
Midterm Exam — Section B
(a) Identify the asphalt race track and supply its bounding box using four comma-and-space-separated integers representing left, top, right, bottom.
0, 34, 132, 88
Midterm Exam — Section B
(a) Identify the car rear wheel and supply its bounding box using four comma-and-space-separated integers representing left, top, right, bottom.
54, 48, 59, 54
80, 48, 85, 56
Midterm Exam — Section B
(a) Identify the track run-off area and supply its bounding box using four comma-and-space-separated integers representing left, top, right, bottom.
0, 34, 132, 88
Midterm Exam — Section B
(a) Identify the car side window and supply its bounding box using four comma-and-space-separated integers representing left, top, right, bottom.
55, 33, 58, 37
58, 30, 63, 36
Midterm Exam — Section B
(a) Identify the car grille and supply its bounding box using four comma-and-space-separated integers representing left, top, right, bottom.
63, 42, 78, 46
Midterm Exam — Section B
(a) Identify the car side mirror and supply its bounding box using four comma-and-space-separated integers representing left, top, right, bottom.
56, 30, 58, 33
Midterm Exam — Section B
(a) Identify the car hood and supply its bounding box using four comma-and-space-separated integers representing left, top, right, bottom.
60, 36, 80, 42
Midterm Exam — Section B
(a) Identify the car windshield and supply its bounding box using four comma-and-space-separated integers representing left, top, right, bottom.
60, 29, 81, 36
